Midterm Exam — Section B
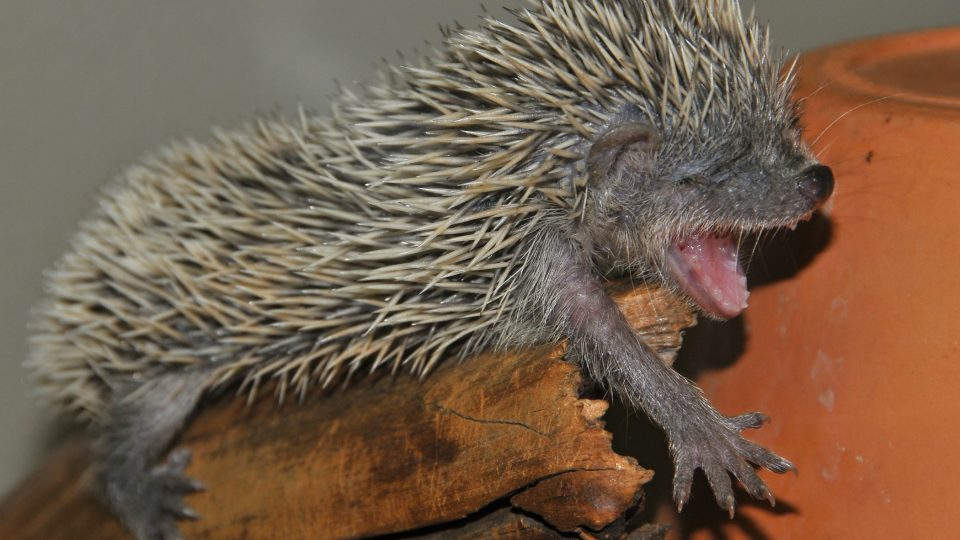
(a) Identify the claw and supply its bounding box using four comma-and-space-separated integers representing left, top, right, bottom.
169, 504, 201, 521
673, 462, 695, 512
167, 448, 193, 470
742, 440, 796, 474
762, 451, 796, 474
674, 485, 690, 513
704, 465, 735, 517
156, 472, 203, 494
185, 478, 207, 493
731, 459, 776, 508
731, 412, 769, 430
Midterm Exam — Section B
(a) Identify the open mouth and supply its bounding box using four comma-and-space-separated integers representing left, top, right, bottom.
665, 232, 749, 319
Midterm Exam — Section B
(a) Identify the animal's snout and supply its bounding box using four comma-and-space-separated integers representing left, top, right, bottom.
797, 164, 834, 207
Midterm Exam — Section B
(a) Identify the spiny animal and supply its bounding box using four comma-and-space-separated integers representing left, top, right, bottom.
27, 0, 834, 538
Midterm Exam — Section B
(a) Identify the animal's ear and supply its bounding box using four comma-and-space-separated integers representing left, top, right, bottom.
587, 122, 660, 175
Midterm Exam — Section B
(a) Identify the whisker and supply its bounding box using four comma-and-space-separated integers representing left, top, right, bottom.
811, 93, 903, 147
745, 230, 764, 274
815, 140, 836, 161
795, 81, 830, 104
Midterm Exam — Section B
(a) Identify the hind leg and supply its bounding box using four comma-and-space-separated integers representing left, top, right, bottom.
99, 371, 209, 540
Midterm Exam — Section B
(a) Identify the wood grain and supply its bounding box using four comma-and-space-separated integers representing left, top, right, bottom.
0, 285, 694, 539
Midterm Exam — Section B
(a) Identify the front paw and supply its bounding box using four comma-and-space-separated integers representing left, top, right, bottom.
671, 412, 794, 517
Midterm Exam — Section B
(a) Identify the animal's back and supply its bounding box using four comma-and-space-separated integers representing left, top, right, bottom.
27, 111, 562, 422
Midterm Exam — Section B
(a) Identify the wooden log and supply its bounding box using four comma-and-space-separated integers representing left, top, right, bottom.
0, 285, 694, 539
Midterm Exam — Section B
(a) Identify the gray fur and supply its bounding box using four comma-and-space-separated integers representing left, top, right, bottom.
25, 1, 832, 538
100, 372, 210, 539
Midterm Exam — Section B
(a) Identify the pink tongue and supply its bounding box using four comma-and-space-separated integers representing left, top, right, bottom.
666, 233, 748, 319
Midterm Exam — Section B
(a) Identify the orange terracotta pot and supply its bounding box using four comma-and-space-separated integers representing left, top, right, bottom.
666, 28, 960, 539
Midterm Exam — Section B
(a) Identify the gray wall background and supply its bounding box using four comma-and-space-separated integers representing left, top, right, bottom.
1, 0, 957, 498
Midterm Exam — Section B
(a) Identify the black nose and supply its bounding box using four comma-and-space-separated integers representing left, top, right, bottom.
797, 164, 834, 207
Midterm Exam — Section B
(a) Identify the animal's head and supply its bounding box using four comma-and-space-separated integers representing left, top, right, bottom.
583, 114, 832, 319
536, 0, 835, 318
